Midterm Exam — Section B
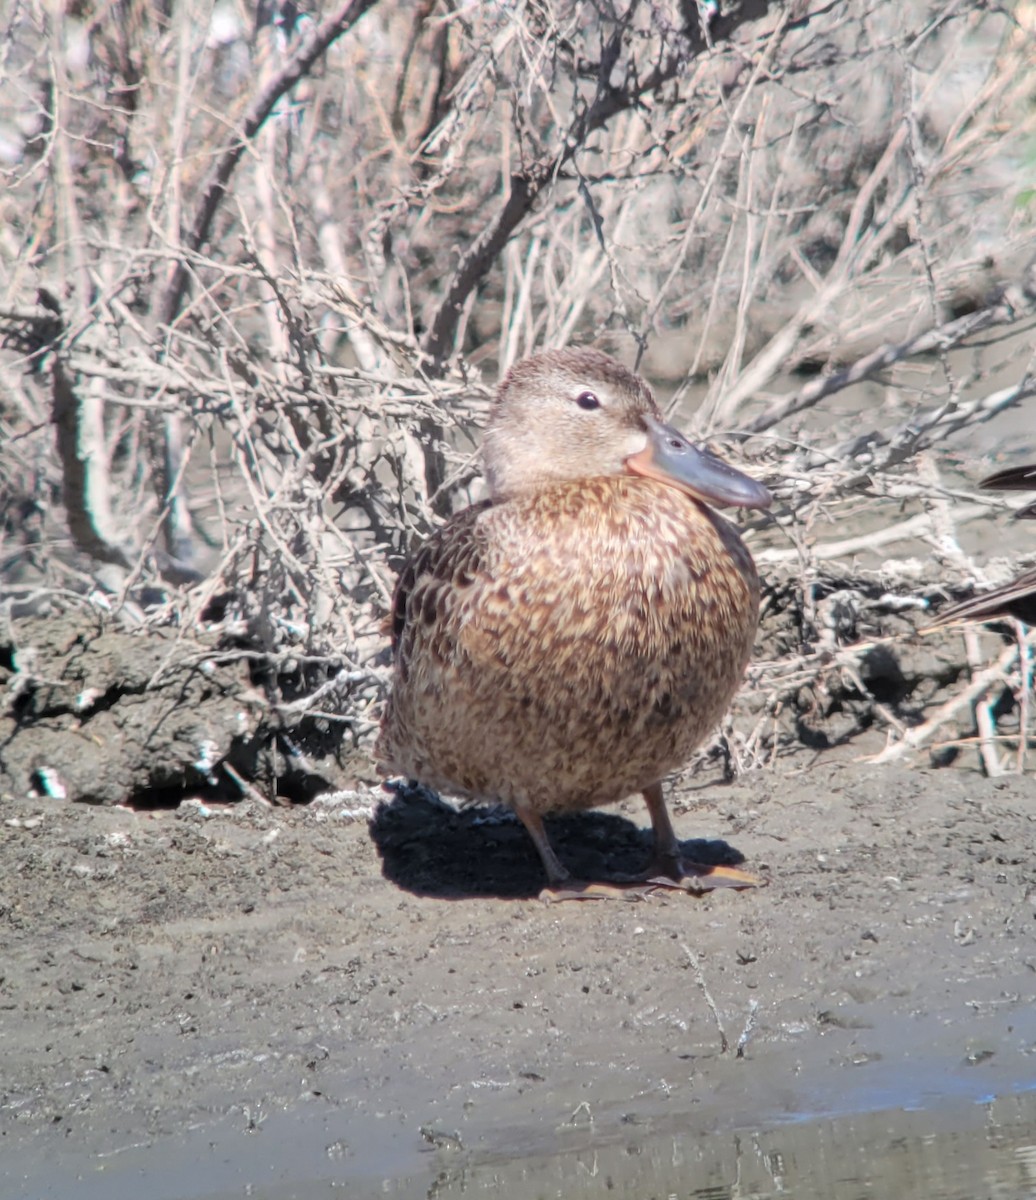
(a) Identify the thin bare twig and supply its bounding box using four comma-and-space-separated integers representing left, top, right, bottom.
680, 942, 728, 1054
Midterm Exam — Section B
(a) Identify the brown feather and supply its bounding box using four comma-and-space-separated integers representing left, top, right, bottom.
980, 464, 1036, 495
934, 570, 1036, 625
980, 464, 1036, 519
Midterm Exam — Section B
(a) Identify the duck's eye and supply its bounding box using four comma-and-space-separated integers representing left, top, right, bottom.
575, 391, 600, 411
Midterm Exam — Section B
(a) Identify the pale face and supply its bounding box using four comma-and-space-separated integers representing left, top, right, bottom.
482, 348, 771, 512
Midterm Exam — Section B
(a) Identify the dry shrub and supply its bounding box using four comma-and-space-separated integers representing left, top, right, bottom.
1, 0, 1035, 784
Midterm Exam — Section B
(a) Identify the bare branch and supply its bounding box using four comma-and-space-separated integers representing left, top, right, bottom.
156, 0, 381, 331
422, 1, 779, 369
745, 266, 1036, 436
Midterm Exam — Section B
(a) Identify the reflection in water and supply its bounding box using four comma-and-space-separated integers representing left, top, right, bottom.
32, 1089, 1034, 1199
399, 1091, 1036, 1200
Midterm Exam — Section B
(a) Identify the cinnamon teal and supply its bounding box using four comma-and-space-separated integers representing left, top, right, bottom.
376, 348, 772, 899
936, 463, 1036, 625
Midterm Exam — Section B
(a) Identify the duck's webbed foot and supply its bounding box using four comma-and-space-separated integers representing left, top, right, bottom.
536, 861, 758, 902
637, 854, 761, 893
538, 880, 649, 902
638, 781, 762, 894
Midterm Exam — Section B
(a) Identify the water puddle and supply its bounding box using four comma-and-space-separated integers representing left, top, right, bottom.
12, 1087, 1035, 1200
399, 1093, 1036, 1200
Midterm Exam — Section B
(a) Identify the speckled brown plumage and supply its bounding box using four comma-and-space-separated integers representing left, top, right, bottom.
376, 348, 771, 895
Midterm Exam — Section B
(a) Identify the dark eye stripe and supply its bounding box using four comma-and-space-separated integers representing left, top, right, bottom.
576, 391, 600, 410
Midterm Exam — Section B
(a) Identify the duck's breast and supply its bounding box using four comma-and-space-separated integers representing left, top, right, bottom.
379, 476, 760, 810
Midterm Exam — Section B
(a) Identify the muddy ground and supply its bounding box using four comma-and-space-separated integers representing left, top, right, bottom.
2, 637, 1036, 1199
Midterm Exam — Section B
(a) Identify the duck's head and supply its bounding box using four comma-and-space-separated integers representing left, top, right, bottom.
483, 348, 772, 511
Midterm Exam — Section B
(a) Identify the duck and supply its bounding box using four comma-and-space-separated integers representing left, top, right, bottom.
936, 464, 1036, 625
376, 347, 772, 899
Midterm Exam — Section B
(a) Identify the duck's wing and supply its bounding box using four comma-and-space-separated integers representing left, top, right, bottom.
388, 501, 493, 656
934, 463, 1036, 622
980, 465, 1036, 519
934, 566, 1036, 626
980, 464, 1036, 492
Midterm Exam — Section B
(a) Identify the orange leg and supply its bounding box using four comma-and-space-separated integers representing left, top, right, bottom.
641, 781, 760, 892
513, 788, 760, 901
512, 801, 570, 886
513, 801, 640, 901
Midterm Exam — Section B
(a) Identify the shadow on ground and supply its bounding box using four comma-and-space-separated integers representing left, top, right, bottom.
369, 782, 747, 899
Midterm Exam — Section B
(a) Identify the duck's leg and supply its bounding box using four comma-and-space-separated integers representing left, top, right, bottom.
514, 789, 759, 902
513, 801, 638, 902
641, 782, 760, 891
512, 802, 570, 885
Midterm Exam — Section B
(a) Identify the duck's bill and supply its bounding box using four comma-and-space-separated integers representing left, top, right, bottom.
626, 414, 772, 511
